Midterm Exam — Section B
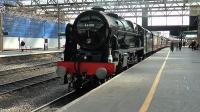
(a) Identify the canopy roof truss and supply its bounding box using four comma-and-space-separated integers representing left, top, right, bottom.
7, 0, 200, 21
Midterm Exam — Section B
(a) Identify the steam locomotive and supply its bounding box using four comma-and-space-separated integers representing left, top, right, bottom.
56, 7, 168, 89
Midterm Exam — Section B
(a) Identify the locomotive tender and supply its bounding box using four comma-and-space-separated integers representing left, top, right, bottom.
56, 7, 168, 89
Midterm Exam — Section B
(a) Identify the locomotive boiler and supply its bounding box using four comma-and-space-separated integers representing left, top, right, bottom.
71, 7, 143, 62
56, 7, 162, 90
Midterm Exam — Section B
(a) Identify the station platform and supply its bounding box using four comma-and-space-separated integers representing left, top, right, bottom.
57, 47, 200, 112
0, 49, 63, 63
0, 48, 63, 58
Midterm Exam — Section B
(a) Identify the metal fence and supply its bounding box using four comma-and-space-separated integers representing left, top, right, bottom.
3, 14, 66, 38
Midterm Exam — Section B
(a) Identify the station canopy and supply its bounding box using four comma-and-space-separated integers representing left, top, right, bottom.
0, 0, 197, 21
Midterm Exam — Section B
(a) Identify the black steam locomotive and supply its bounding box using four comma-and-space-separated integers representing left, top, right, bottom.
57, 7, 168, 89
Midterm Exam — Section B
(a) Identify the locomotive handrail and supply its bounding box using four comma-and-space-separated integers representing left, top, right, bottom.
112, 29, 139, 36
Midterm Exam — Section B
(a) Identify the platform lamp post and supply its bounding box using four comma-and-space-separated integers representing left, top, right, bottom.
57, 1, 61, 49
0, 7, 4, 52
198, 15, 200, 43
43, 20, 47, 50
180, 8, 184, 45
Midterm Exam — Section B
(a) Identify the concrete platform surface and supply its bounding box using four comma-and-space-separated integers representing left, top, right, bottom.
0, 48, 63, 58
56, 47, 200, 112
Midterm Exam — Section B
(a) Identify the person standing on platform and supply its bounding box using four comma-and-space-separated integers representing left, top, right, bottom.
176, 42, 179, 51
183, 41, 186, 46
20, 41, 25, 52
170, 41, 174, 52
196, 43, 199, 50
179, 41, 182, 51
191, 40, 196, 51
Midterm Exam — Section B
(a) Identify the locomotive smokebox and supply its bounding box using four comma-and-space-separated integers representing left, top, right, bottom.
73, 9, 109, 50
95, 67, 107, 79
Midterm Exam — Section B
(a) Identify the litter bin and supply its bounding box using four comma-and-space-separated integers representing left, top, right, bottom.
44, 39, 48, 50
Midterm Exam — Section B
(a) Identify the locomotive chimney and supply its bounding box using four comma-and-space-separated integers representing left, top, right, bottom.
91, 6, 105, 12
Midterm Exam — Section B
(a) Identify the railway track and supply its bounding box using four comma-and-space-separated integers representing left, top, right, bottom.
31, 90, 76, 112
0, 72, 59, 96
31, 84, 98, 112
30, 61, 139, 112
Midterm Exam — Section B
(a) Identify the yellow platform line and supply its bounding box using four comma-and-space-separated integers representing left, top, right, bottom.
139, 50, 170, 112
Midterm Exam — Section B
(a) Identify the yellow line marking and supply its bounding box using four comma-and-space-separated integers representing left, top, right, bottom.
139, 50, 170, 112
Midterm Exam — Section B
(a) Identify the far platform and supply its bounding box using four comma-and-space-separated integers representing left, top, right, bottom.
0, 48, 63, 58
0, 48, 63, 63
57, 47, 200, 112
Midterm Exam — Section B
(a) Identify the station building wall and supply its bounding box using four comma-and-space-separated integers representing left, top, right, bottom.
3, 37, 66, 50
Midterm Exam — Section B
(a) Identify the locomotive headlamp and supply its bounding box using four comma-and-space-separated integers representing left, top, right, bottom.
95, 67, 107, 79
108, 48, 113, 63
56, 66, 66, 77
84, 56, 87, 60
86, 38, 92, 44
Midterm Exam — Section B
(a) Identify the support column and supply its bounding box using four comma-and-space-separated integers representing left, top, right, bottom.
57, 2, 61, 49
142, 7, 148, 53
198, 16, 200, 43
142, 8, 148, 27
0, 13, 3, 51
